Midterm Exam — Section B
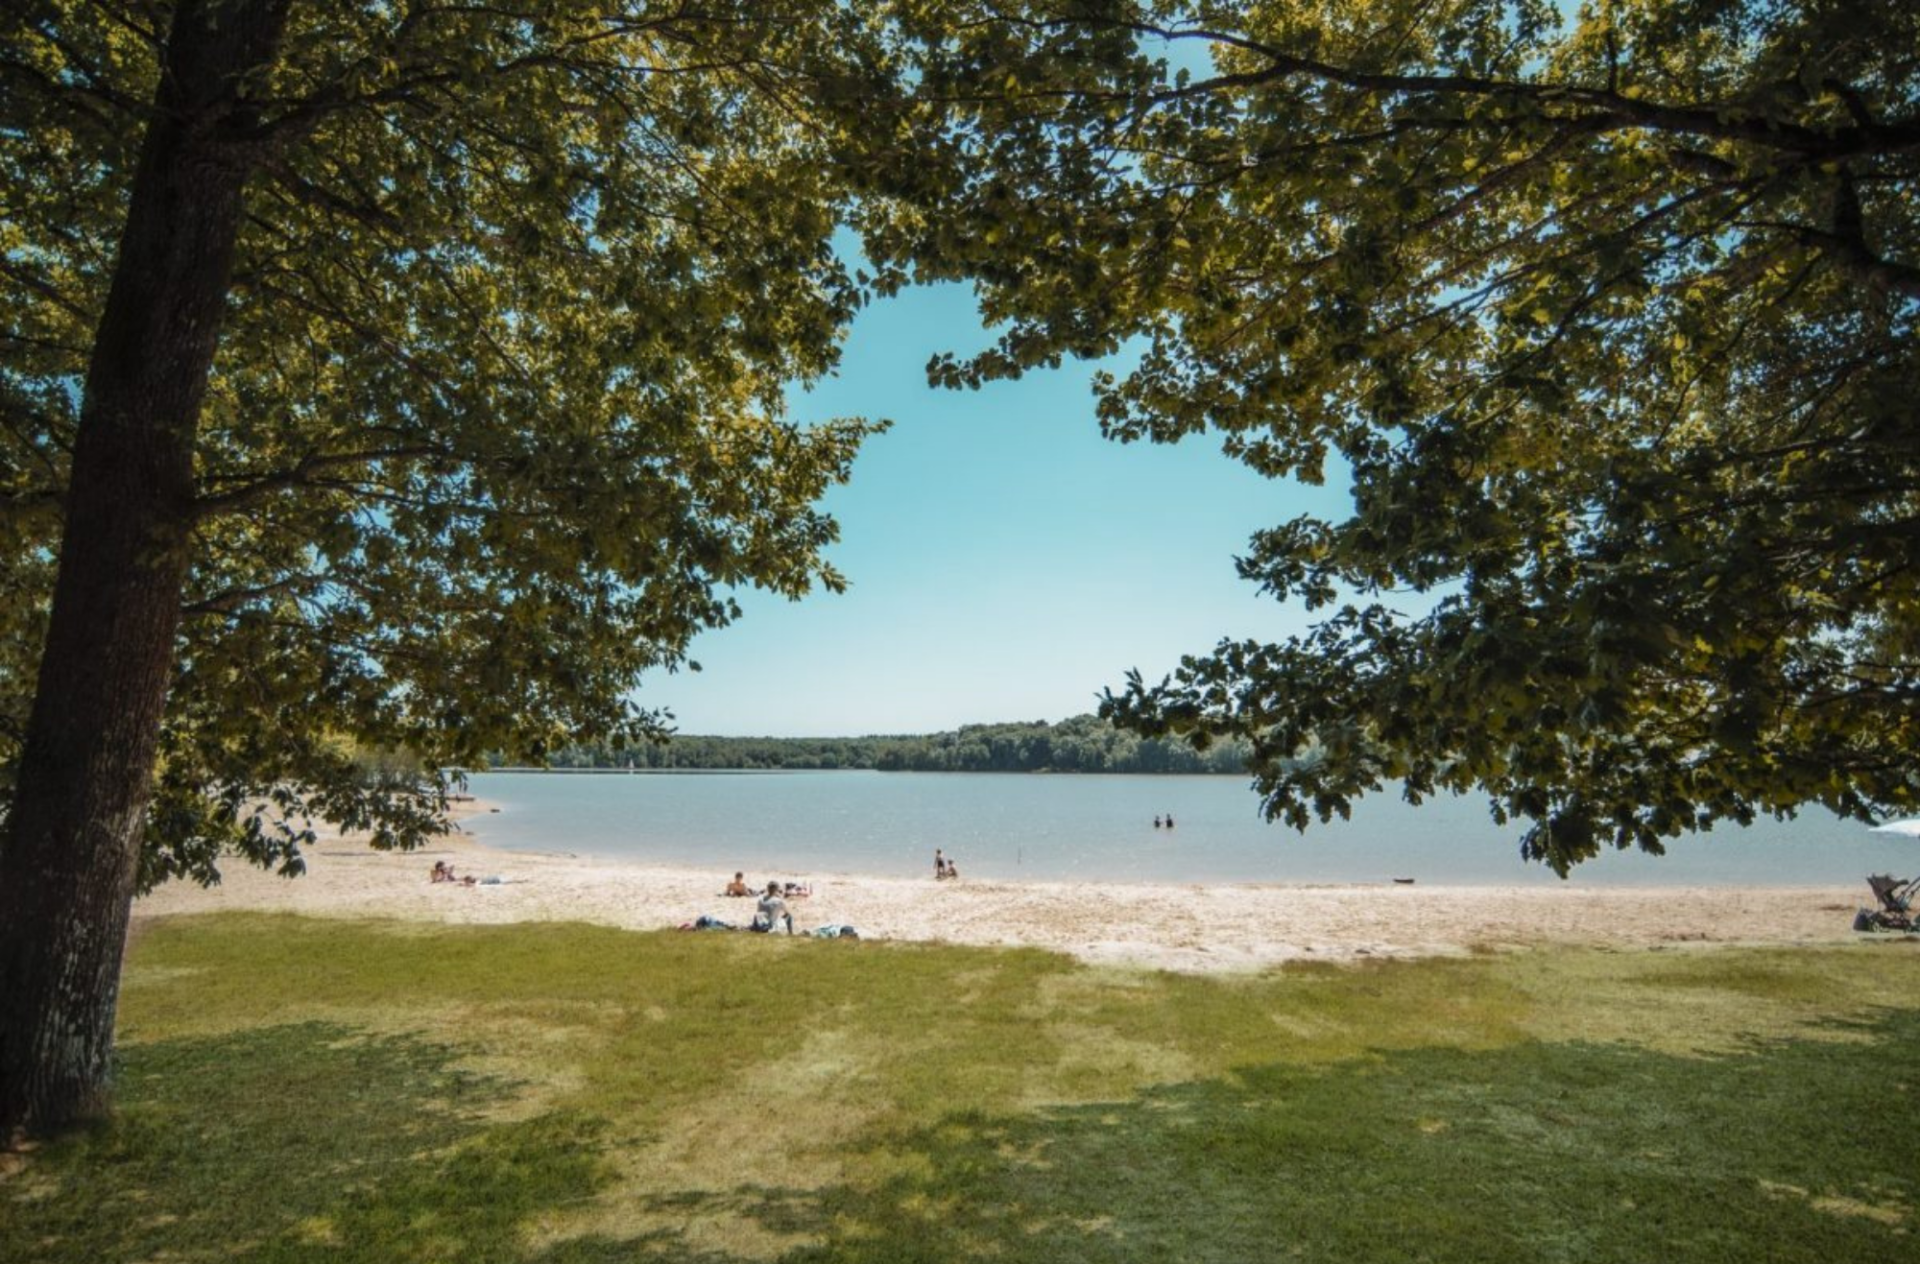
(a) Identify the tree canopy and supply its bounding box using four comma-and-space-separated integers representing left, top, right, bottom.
4, 0, 1916, 1138
1, 0, 901, 889
868, 0, 1920, 871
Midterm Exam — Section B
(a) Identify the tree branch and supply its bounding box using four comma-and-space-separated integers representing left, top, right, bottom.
1746, 221, 1920, 300
180, 573, 323, 618
0, 256, 92, 323
194, 445, 451, 520
258, 160, 407, 233
1087, 18, 1920, 159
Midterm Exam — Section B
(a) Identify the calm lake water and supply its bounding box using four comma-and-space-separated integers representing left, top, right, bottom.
460, 770, 1914, 888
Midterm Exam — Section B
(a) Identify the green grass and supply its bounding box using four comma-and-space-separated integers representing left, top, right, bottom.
4, 914, 1917, 1262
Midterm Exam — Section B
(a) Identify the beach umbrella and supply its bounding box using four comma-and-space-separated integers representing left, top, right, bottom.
1870, 819, 1920, 837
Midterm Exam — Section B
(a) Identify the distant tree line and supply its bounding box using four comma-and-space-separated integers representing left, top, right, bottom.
516, 714, 1251, 775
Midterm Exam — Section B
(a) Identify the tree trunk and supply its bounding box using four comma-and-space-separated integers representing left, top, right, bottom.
0, 0, 289, 1140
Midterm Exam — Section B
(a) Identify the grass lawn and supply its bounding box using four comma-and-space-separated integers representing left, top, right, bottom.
4, 913, 1917, 1262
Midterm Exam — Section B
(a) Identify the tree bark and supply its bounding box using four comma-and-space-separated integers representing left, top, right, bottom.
0, 0, 289, 1140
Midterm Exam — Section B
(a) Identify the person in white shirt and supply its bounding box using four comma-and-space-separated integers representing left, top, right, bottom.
756, 881, 793, 934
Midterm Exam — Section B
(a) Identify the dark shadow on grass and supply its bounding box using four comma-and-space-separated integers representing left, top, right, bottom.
0, 1022, 610, 1264
7, 1012, 1918, 1263
771, 1008, 1920, 1264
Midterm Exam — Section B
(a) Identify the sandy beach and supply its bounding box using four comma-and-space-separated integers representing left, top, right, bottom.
127, 806, 1893, 972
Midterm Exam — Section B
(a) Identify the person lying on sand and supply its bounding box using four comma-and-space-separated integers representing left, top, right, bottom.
783, 881, 812, 898
431, 861, 476, 886
723, 871, 752, 897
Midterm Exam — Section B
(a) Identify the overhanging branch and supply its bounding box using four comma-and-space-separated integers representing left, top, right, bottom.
193, 445, 449, 520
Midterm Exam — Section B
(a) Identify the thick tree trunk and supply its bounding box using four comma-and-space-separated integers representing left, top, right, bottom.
0, 0, 289, 1140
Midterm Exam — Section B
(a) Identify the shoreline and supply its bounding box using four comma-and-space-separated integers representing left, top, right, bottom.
129, 811, 1889, 972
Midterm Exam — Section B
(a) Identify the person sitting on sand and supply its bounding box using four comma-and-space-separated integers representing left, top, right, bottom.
724, 871, 752, 897
754, 881, 794, 934
431, 860, 455, 883
944, 858, 959, 880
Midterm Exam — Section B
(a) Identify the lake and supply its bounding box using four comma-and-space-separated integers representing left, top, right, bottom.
459, 770, 1915, 888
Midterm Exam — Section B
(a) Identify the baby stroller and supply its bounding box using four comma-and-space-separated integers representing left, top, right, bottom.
1852, 874, 1920, 932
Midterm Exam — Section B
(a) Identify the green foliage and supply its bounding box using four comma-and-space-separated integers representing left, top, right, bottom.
11, 0, 1914, 888
5, 914, 1916, 1262
532, 712, 1253, 772
0, 2, 920, 887
865, 0, 1920, 871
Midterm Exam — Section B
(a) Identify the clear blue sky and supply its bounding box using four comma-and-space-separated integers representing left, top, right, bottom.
640, 280, 1355, 737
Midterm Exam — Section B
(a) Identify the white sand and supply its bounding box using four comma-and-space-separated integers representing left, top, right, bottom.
131, 807, 1878, 972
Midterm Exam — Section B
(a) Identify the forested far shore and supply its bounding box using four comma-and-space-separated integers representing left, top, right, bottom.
503, 714, 1252, 775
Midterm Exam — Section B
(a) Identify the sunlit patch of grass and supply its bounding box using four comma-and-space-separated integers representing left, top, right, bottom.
1506, 947, 1913, 1055
2, 913, 1914, 1262
539, 1026, 884, 1257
